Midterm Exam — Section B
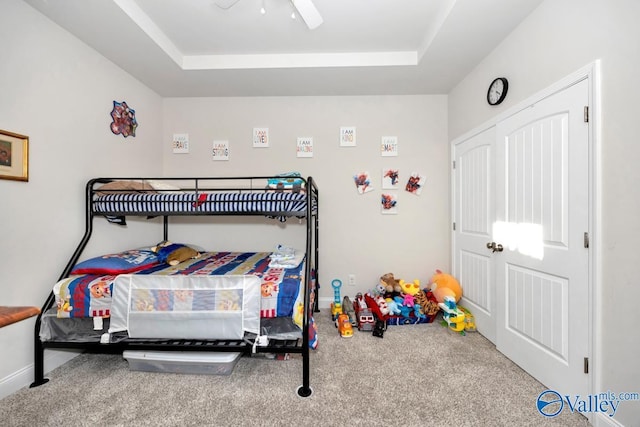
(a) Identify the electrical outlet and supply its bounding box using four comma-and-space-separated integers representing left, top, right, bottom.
348, 274, 356, 286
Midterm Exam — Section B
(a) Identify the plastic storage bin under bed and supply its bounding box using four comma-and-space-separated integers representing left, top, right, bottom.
123, 350, 241, 375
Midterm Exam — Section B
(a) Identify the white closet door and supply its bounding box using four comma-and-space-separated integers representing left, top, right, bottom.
453, 126, 496, 343
494, 79, 590, 397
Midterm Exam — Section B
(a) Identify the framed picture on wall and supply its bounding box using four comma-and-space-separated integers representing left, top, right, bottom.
0, 129, 29, 182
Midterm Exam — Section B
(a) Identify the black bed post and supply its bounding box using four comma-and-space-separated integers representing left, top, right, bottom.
163, 215, 169, 241
314, 184, 320, 313
31, 178, 97, 388
296, 176, 315, 398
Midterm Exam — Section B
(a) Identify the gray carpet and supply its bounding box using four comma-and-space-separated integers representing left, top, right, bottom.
0, 311, 590, 426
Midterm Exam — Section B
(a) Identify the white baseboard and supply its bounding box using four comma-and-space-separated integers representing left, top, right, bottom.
0, 349, 80, 400
592, 412, 626, 427
317, 296, 332, 310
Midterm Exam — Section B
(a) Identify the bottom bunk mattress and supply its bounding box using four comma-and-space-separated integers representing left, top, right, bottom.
52, 251, 308, 339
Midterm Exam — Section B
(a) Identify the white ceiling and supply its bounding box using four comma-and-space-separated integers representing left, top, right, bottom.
24, 0, 544, 97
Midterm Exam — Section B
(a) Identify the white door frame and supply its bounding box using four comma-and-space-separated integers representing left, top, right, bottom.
450, 61, 601, 409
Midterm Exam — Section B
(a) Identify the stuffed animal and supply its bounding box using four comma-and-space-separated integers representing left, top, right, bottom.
380, 273, 402, 296
374, 295, 390, 316
428, 269, 463, 303
403, 293, 415, 307
385, 298, 402, 315
414, 290, 440, 316
399, 279, 421, 296
152, 241, 200, 266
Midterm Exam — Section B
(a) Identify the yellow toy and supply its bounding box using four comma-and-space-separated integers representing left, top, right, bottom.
428, 269, 462, 303
399, 279, 421, 296
459, 306, 477, 332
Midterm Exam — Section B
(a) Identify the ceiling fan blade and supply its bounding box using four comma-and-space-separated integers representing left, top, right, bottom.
292, 0, 323, 30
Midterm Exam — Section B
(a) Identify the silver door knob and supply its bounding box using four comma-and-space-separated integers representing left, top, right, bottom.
486, 242, 504, 252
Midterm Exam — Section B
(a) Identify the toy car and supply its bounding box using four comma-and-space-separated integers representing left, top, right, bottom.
336, 313, 353, 338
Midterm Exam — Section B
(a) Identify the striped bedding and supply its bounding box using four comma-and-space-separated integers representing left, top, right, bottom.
93, 192, 309, 216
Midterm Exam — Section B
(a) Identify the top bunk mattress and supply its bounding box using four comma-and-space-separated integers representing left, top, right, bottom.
89, 176, 317, 220
93, 192, 309, 216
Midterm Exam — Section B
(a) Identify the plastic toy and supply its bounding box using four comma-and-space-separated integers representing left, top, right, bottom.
428, 270, 463, 303
459, 306, 477, 332
330, 279, 343, 320
354, 293, 375, 331
372, 319, 386, 338
335, 313, 354, 338
342, 296, 358, 326
438, 296, 466, 333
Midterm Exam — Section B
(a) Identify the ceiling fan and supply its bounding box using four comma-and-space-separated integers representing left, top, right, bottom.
214, 0, 323, 30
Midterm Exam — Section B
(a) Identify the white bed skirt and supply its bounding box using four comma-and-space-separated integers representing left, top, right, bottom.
108, 274, 261, 340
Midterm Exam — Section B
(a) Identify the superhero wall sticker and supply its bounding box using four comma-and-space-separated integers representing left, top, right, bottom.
354, 170, 426, 214
110, 100, 138, 138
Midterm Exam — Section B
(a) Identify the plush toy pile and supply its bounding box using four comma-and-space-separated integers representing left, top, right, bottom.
352, 271, 463, 329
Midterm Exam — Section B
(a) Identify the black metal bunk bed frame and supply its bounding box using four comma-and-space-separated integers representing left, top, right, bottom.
31, 176, 319, 397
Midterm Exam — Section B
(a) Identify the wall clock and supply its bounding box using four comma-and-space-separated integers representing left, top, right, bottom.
487, 77, 508, 105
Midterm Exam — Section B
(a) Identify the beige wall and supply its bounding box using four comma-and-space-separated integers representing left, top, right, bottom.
162, 95, 450, 305
0, 0, 163, 398
448, 0, 640, 425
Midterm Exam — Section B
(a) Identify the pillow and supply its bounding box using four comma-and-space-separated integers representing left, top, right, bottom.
146, 180, 184, 194
71, 249, 159, 275
95, 180, 155, 195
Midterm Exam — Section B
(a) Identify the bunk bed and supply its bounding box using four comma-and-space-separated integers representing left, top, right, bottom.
31, 176, 319, 397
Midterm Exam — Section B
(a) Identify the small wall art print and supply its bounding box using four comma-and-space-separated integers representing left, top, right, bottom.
110, 101, 138, 138
172, 134, 189, 154
382, 168, 400, 189
340, 126, 356, 147
381, 192, 398, 214
405, 172, 426, 195
253, 128, 269, 148
296, 137, 313, 158
354, 171, 374, 194
0, 129, 28, 182
381, 136, 398, 157
212, 140, 230, 161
